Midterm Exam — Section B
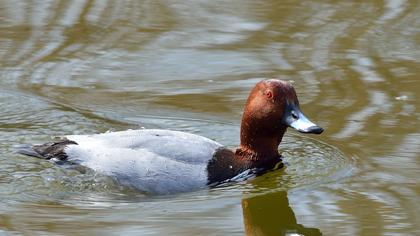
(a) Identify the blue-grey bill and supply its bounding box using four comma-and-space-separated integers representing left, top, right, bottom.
289, 113, 324, 134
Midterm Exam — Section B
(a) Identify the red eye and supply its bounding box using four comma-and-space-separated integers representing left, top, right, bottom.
264, 90, 273, 99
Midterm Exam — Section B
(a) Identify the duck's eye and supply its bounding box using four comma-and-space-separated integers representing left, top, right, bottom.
291, 111, 299, 119
264, 90, 273, 99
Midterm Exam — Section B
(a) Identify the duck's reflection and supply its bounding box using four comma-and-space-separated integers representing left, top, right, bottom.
242, 190, 322, 236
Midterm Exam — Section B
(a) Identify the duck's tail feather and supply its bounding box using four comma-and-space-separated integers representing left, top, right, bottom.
15, 139, 78, 161
15, 144, 45, 158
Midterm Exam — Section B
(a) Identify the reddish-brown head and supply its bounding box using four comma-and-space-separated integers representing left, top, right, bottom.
238, 79, 323, 164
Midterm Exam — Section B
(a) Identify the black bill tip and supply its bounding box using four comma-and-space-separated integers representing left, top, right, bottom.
304, 126, 324, 134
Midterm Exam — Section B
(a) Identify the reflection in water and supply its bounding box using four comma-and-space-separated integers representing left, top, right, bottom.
242, 191, 321, 236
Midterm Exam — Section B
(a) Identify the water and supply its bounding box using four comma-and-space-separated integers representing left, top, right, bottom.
0, 1, 419, 235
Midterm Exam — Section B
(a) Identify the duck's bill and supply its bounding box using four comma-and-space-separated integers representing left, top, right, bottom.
289, 113, 324, 134
283, 104, 324, 134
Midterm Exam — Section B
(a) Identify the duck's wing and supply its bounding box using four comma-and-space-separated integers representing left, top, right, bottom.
65, 129, 222, 164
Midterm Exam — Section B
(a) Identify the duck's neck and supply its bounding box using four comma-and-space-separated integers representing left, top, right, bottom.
237, 120, 286, 167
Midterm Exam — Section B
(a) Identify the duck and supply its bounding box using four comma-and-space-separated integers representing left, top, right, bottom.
17, 79, 323, 194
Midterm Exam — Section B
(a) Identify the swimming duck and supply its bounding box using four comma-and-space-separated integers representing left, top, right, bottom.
17, 79, 323, 194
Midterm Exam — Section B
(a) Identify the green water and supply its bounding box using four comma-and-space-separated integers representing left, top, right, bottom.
0, 1, 419, 235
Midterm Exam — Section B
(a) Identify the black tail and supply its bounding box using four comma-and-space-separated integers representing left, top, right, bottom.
15, 139, 78, 160
15, 144, 45, 158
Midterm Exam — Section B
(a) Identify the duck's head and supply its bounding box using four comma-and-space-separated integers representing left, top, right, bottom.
238, 79, 323, 162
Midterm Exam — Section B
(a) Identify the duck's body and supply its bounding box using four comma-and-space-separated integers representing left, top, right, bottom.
17, 79, 323, 194
66, 129, 221, 193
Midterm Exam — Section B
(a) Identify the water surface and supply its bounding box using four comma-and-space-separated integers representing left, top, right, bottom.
0, 1, 419, 235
